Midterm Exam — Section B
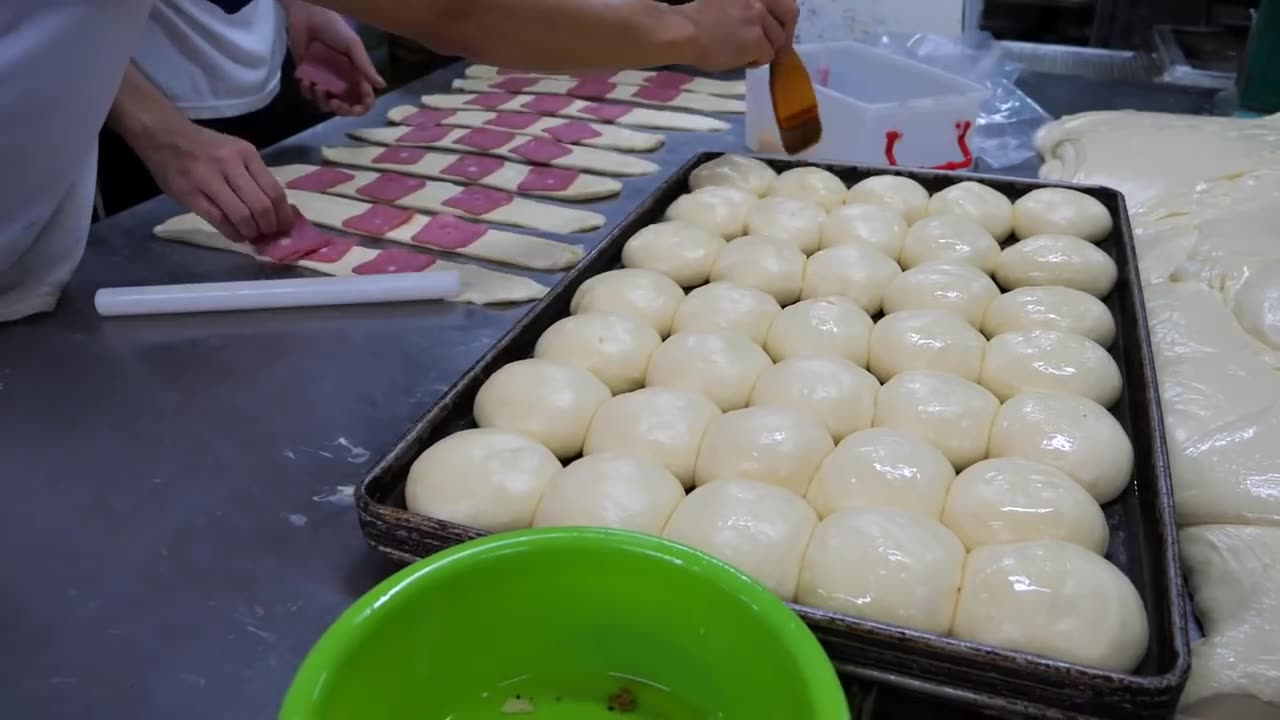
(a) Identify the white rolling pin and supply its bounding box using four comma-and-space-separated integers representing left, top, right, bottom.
95, 272, 462, 317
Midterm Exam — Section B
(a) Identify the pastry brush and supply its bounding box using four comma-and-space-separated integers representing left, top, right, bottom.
769, 47, 822, 155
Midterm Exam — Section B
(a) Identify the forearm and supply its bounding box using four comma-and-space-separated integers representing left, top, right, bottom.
107, 63, 189, 151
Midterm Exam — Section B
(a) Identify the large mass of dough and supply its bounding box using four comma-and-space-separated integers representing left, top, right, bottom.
942, 458, 1109, 554
994, 234, 1119, 298
749, 357, 879, 441
694, 405, 835, 495
662, 478, 819, 600
570, 268, 686, 336
952, 540, 1149, 672
845, 175, 931, 223
534, 312, 662, 394
981, 285, 1116, 348
801, 243, 903, 315
689, 153, 777, 196
987, 392, 1134, 503
745, 196, 827, 254
665, 185, 757, 239
980, 330, 1123, 407
1012, 187, 1113, 243
819, 203, 908, 258
869, 309, 988, 383
874, 370, 1000, 470
532, 453, 685, 534
621, 221, 727, 288
806, 427, 956, 519
406, 428, 561, 531
797, 507, 966, 634
473, 359, 613, 459
708, 235, 807, 305
645, 331, 773, 411
1229, 258, 1280, 351
768, 166, 847, 211
670, 281, 782, 344
763, 296, 874, 365
927, 181, 1014, 241
583, 387, 721, 488
900, 215, 1001, 272
881, 262, 1001, 327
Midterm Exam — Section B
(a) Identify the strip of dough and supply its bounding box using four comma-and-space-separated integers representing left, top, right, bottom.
348, 125, 658, 177
272, 163, 604, 233
465, 65, 746, 97
321, 145, 622, 201
420, 93, 729, 132
452, 77, 745, 114
385, 105, 664, 152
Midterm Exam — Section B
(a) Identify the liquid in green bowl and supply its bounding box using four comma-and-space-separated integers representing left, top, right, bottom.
448, 671, 710, 718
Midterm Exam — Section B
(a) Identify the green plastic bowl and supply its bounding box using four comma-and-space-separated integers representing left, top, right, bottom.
281, 527, 849, 719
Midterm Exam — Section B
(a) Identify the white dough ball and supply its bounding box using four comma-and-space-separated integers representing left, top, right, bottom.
534, 312, 662, 394
874, 370, 1000, 470
801, 244, 903, 316
695, 405, 835, 495
980, 330, 1122, 407
927, 181, 1014, 241
988, 392, 1134, 503
901, 215, 1001, 272
670, 281, 782, 345
1013, 187, 1113, 243
689, 153, 777, 196
797, 508, 965, 634
806, 428, 955, 519
646, 332, 773, 412
709, 235, 807, 305
750, 357, 880, 441
994, 234, 1118, 298
621, 221, 727, 288
981, 286, 1116, 348
819, 203, 908, 259
745, 196, 827, 255
664, 186, 756, 239
881, 262, 1001, 327
473, 359, 613, 459
570, 269, 686, 336
869, 309, 988, 383
533, 453, 685, 534
662, 478, 818, 600
942, 458, 1109, 553
763, 297, 874, 366
845, 175, 930, 223
952, 540, 1149, 672
768, 166, 847, 211
406, 429, 561, 531
584, 388, 722, 488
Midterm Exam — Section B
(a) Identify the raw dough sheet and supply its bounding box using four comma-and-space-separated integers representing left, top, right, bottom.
452, 77, 746, 114
386, 104, 665, 152
463, 65, 746, 97
420, 92, 729, 131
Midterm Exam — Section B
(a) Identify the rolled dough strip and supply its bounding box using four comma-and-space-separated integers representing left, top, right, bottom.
321, 145, 621, 201
420, 93, 729, 132
386, 105, 664, 152
465, 65, 746, 97
273, 163, 603, 233
451, 77, 745, 114
348, 125, 657, 177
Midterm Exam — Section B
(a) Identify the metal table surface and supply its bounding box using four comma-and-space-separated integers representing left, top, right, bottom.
0, 62, 1218, 720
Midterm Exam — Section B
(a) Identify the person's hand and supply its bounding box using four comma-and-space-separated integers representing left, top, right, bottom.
287, 4, 385, 116
677, 0, 799, 72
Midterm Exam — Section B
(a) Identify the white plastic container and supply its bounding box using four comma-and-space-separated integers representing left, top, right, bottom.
746, 42, 989, 170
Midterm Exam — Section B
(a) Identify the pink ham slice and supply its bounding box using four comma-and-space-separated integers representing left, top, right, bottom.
465, 92, 516, 109
398, 124, 453, 144
454, 128, 517, 152
645, 70, 695, 89
486, 112, 541, 130
442, 185, 513, 216
411, 214, 489, 250
285, 166, 356, 193
521, 95, 575, 114
440, 154, 504, 182
342, 204, 416, 237
303, 237, 357, 264
568, 80, 616, 98
355, 173, 426, 203
510, 137, 572, 165
543, 120, 602, 144
632, 86, 681, 103
399, 108, 455, 126
374, 147, 427, 165
352, 248, 437, 274
580, 103, 633, 122
493, 77, 539, 93
517, 167, 580, 193
252, 210, 333, 261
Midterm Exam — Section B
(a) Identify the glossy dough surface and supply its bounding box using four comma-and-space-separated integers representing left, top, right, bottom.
473, 358, 613, 459
802, 244, 903, 315
820, 203, 908, 258
689, 153, 777, 196
901, 215, 1001, 272
845, 175, 930, 223
881, 262, 1001, 328
806, 428, 956, 519
670, 281, 783, 344
533, 453, 685, 534
927, 181, 1015, 241
621, 220, 727, 288
981, 285, 1116, 347
869, 309, 988, 383
645, 331, 773, 411
534, 312, 662, 394
749, 357, 880, 441
995, 234, 1118, 298
709, 235, 807, 305
763, 296, 874, 365
570, 268, 686, 336
980, 330, 1123, 406
1012, 187, 1113, 243
695, 405, 835, 495
584, 387, 722, 488
874, 370, 1000, 470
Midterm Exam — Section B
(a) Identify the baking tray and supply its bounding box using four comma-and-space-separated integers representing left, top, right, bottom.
355, 152, 1189, 719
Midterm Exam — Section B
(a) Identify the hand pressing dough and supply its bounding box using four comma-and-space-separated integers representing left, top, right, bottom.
901, 215, 1001, 272
646, 332, 773, 411
981, 286, 1116, 348
749, 357, 880, 441
621, 221, 726, 288
764, 297, 874, 366
570, 269, 686, 336
745, 196, 827, 254
1012, 187, 1113, 243
952, 540, 1149, 672
845, 175, 931, 223
820, 203, 908, 259
709, 235, 807, 304
695, 406, 835, 495
942, 458, 1109, 554
473, 359, 613, 459
927, 181, 1014, 241
881, 262, 1001, 327
995, 234, 1118, 298
665, 186, 756, 239
801, 244, 903, 316
663, 479, 818, 600
806, 428, 956, 520
420, 92, 732, 132
584, 388, 721, 488
797, 508, 965, 634
768, 167, 847, 211
670, 281, 782, 345
406, 428, 561, 531
987, 392, 1133, 503
534, 312, 662, 394
532, 453, 685, 534
690, 154, 777, 196
869, 309, 988, 383
875, 370, 1000, 470
981, 330, 1122, 407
